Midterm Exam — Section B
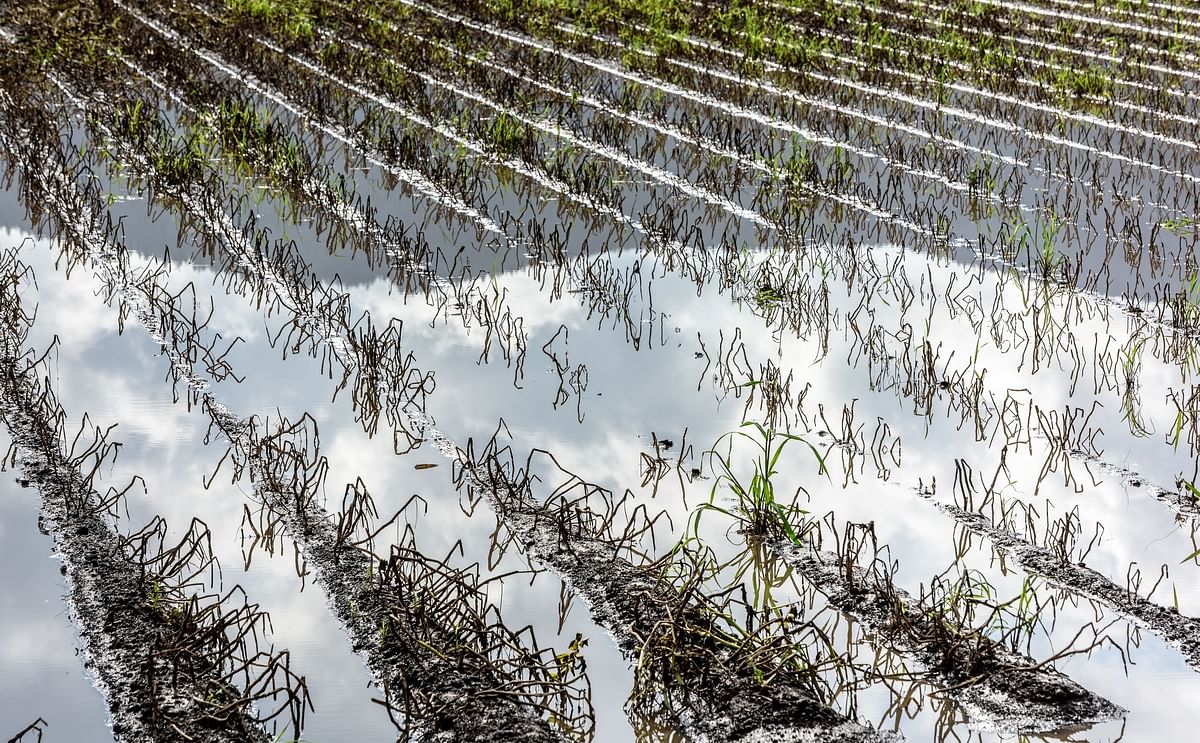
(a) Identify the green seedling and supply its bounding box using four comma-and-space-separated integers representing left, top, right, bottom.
1051, 64, 1113, 102
227, 0, 315, 43
692, 421, 825, 544
486, 112, 529, 157
148, 579, 164, 611
1037, 212, 1064, 279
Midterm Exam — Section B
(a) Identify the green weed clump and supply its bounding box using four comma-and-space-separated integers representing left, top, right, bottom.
209, 99, 308, 189
226, 0, 316, 44
1050, 65, 1114, 103
485, 112, 532, 158
2, 0, 122, 80
692, 421, 825, 543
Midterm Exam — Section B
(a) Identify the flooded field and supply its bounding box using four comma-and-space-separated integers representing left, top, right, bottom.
1, 0, 1199, 740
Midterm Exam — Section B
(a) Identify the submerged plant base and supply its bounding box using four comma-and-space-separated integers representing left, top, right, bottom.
929, 496, 1200, 675
440, 436, 897, 742
774, 541, 1124, 734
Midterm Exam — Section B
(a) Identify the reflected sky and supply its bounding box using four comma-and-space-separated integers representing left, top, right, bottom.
9, 194, 1200, 738
3, 75, 1200, 740
4, 229, 397, 742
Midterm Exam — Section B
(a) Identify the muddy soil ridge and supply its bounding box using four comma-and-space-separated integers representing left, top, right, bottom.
0, 250, 306, 742
773, 537, 1124, 733
206, 407, 594, 742
928, 494, 1200, 673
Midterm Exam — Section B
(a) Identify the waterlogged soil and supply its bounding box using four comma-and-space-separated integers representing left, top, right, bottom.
773, 540, 1122, 733
0, 430, 114, 743
4, 0, 1200, 741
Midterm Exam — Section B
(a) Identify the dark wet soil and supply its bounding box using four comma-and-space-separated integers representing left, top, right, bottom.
774, 541, 1123, 733
930, 497, 1200, 674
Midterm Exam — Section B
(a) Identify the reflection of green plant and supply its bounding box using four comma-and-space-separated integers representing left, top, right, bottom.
1121, 337, 1145, 382
943, 571, 1043, 648
692, 422, 825, 543
727, 539, 796, 613
1172, 271, 1200, 330
1120, 337, 1152, 437
644, 537, 832, 695
1161, 216, 1198, 238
